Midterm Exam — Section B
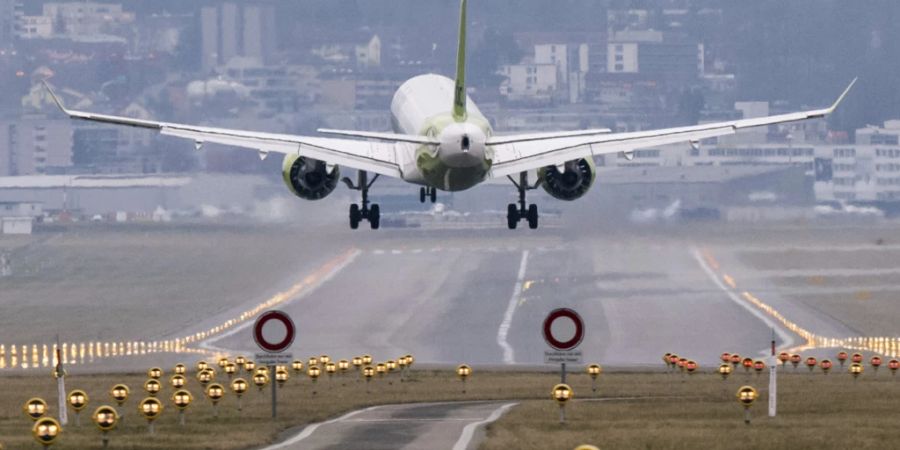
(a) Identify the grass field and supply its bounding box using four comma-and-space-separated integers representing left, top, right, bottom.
0, 225, 341, 344
482, 369, 900, 450
1, 366, 899, 449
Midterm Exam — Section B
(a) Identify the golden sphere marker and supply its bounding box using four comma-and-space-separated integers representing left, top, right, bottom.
231, 378, 249, 411
92, 405, 118, 448
736, 386, 757, 424
171, 389, 192, 426
138, 397, 163, 435
552, 383, 573, 423
147, 367, 163, 380
586, 364, 602, 394
68, 390, 88, 427
205, 383, 225, 418
456, 364, 471, 393
32, 417, 61, 448
24, 397, 48, 421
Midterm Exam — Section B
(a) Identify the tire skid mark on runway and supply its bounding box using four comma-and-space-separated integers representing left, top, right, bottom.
198, 248, 362, 354
696, 247, 900, 358
497, 251, 529, 364
692, 247, 796, 355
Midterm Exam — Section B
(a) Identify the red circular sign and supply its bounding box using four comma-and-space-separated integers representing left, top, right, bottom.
254, 310, 295, 353
542, 308, 584, 351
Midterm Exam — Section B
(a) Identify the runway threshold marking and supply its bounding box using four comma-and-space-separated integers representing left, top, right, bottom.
497, 250, 530, 364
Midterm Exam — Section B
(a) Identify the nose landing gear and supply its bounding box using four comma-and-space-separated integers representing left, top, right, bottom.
342, 171, 380, 230
506, 172, 540, 230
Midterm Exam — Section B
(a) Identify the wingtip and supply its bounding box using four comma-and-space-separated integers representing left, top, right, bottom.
41, 80, 68, 114
829, 77, 858, 112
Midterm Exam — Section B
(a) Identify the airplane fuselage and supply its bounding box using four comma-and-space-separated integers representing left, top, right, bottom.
391, 74, 493, 191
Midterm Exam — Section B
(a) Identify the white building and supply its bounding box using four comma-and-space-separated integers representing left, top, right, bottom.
0, 201, 41, 235
42, 2, 134, 36
0, 117, 73, 176
355, 35, 381, 68
499, 61, 559, 105
18, 15, 52, 38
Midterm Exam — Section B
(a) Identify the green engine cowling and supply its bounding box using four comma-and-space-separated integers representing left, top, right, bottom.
282, 154, 340, 200
538, 158, 596, 201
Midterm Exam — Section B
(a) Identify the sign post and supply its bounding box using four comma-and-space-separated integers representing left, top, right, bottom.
253, 310, 295, 419
768, 328, 776, 417
55, 335, 68, 426
542, 308, 584, 383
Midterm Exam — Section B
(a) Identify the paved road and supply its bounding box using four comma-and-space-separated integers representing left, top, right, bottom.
260, 401, 516, 450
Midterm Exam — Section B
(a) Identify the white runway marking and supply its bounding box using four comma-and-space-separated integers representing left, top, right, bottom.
198, 249, 362, 354
497, 250, 529, 364
451, 403, 517, 450
691, 248, 795, 354
259, 406, 377, 449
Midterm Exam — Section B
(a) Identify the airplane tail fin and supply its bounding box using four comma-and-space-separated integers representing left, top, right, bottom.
452, 0, 468, 122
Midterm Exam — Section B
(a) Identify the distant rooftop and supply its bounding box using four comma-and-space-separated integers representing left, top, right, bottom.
598, 165, 799, 185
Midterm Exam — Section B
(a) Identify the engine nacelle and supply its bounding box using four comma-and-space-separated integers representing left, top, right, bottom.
538, 158, 596, 201
282, 154, 340, 200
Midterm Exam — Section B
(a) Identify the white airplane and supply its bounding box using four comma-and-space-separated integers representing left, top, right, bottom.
45, 0, 856, 230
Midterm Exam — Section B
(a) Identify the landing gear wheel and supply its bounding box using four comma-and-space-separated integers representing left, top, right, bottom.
419, 187, 426, 203
349, 204, 361, 230
430, 188, 437, 203
527, 204, 539, 229
370, 204, 381, 230
507, 204, 518, 230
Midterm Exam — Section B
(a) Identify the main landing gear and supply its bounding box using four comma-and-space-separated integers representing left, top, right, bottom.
342, 171, 380, 230
506, 172, 540, 230
419, 186, 437, 203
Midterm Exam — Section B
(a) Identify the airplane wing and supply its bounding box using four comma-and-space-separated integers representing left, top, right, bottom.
488, 78, 857, 178
43, 82, 405, 179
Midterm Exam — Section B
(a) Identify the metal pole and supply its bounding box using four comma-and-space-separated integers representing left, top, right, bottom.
149, 421, 155, 435
744, 408, 751, 425
559, 404, 566, 423
56, 335, 68, 426
102, 431, 109, 449
769, 328, 777, 417
561, 363, 566, 384
271, 365, 277, 419
179, 410, 185, 426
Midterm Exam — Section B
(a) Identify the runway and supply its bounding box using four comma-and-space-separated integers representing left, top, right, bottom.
203, 230, 782, 367
3, 222, 900, 374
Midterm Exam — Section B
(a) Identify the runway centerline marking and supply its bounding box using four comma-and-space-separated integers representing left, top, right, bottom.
497, 250, 529, 364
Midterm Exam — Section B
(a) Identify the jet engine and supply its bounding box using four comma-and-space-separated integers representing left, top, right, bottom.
282, 154, 340, 200
538, 158, 596, 201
